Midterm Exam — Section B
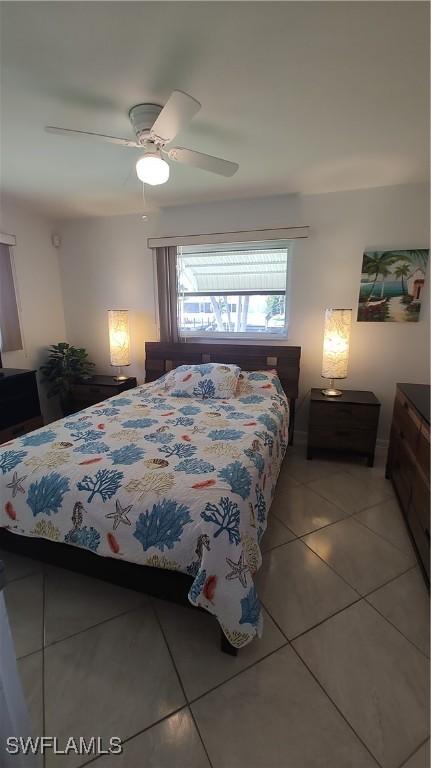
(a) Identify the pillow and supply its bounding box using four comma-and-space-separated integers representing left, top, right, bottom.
164, 363, 241, 399
236, 369, 285, 397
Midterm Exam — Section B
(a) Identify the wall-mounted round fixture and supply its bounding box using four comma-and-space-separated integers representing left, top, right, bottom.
136, 152, 170, 186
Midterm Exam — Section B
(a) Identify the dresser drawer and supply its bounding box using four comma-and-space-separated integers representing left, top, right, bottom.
406, 503, 430, 579
310, 402, 378, 430
410, 466, 430, 535
389, 430, 415, 510
417, 421, 430, 478
392, 391, 421, 450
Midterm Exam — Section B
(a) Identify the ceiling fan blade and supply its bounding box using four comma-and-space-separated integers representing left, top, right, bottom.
167, 146, 239, 177
45, 126, 139, 148
150, 91, 201, 144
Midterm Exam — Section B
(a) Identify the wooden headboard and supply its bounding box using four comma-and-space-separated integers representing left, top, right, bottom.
144, 342, 301, 444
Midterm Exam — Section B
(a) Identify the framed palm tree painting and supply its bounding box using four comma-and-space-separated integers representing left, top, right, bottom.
357, 249, 429, 322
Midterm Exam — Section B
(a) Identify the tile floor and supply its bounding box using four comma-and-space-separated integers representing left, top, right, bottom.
1, 443, 429, 768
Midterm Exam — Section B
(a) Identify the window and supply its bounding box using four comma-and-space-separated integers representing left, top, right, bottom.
0, 242, 22, 355
177, 242, 290, 338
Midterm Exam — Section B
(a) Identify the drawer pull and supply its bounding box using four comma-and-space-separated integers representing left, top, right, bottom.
399, 430, 405, 440
335, 430, 351, 437
425, 528, 430, 542
338, 408, 352, 415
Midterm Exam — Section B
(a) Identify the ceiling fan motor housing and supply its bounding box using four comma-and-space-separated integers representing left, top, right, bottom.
129, 103, 163, 144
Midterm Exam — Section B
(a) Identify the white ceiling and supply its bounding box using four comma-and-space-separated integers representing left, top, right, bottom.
0, 1, 429, 218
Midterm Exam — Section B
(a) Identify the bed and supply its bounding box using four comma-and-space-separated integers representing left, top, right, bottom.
0, 342, 300, 652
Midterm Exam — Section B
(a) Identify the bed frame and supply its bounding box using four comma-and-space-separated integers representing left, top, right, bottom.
0, 342, 301, 655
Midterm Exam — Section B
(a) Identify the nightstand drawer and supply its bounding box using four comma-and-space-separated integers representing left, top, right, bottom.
310, 402, 378, 430
308, 426, 375, 453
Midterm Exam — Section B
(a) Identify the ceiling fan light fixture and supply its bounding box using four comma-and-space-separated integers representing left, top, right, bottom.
136, 153, 170, 185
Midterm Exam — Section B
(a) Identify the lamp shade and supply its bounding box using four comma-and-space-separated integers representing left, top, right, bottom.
108, 310, 130, 367
321, 308, 352, 380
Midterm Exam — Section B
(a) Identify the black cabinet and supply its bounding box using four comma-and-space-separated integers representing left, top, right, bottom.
0, 369, 43, 444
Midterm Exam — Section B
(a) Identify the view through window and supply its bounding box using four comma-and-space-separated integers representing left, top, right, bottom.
177, 243, 290, 337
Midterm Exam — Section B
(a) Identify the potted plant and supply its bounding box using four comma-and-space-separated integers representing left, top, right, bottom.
40, 342, 95, 416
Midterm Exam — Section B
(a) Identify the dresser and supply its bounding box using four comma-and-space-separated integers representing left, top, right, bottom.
0, 369, 43, 444
69, 375, 137, 413
386, 383, 430, 582
307, 389, 380, 466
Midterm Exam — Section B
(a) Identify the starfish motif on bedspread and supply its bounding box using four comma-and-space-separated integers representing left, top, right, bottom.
105, 499, 132, 530
225, 552, 249, 588
6, 471, 27, 497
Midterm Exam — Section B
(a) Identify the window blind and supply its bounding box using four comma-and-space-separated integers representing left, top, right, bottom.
0, 242, 23, 353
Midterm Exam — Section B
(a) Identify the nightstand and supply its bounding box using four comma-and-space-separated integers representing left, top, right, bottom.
307, 389, 380, 467
69, 375, 137, 413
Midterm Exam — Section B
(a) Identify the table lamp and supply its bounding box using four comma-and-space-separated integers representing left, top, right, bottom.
108, 309, 130, 381
321, 308, 352, 396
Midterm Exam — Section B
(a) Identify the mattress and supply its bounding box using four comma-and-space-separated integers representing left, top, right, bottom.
0, 370, 289, 647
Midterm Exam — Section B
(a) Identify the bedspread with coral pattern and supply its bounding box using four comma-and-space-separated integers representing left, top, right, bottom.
0, 369, 289, 647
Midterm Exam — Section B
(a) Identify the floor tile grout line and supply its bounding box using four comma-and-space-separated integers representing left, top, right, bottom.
360, 564, 419, 599
288, 565, 421, 648
148, 597, 189, 703
148, 597, 215, 768
352, 512, 417, 559
364, 591, 430, 661
285, 476, 350, 515
297, 537, 363, 597
289, 644, 384, 768
301, 483, 395, 517
287, 596, 363, 643
300, 530, 416, 599
41, 600, 148, 653
187, 642, 289, 709
187, 706, 215, 768
271, 487, 393, 542
3, 569, 42, 587
269, 509, 297, 536
397, 736, 430, 768
304, 513, 417, 563
79, 704, 188, 768
363, 564, 417, 599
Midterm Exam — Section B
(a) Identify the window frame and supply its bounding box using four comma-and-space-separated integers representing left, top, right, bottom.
176, 242, 292, 341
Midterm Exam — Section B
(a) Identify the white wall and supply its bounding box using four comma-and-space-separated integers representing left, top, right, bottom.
58, 182, 430, 440
0, 198, 67, 421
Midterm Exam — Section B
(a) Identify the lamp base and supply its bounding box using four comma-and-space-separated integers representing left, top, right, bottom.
112, 366, 128, 382
321, 387, 343, 397
321, 378, 343, 397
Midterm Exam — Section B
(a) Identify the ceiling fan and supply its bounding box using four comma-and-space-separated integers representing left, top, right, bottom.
45, 90, 239, 186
